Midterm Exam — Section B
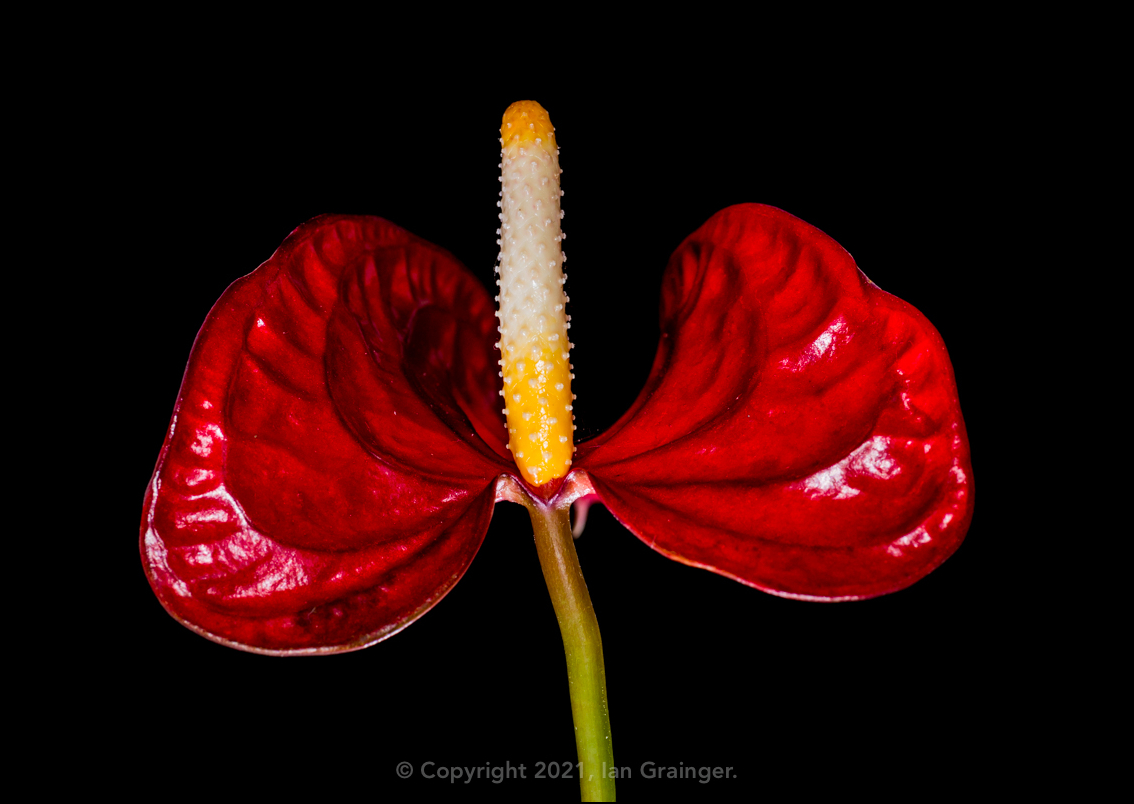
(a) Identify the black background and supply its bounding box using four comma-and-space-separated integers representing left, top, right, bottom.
99, 71, 1030, 799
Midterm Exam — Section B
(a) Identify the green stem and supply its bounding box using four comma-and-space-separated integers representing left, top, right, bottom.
526, 501, 616, 802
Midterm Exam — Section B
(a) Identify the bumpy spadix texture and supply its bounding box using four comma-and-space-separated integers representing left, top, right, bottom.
141, 202, 973, 653
496, 101, 574, 486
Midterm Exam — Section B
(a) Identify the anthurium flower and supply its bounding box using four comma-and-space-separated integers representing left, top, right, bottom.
140, 101, 972, 801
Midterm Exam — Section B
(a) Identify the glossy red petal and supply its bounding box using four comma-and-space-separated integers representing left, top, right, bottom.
577, 204, 973, 600
141, 215, 512, 653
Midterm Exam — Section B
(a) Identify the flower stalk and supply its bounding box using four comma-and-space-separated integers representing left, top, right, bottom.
525, 499, 616, 802
500, 101, 613, 801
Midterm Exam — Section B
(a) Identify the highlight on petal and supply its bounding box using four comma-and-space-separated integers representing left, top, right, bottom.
576, 204, 973, 600
140, 215, 511, 653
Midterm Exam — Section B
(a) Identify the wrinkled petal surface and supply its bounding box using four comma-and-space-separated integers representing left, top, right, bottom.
141, 215, 512, 653
576, 204, 973, 599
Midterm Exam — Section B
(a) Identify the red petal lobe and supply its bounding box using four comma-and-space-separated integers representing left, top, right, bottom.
578, 204, 973, 600
141, 215, 509, 653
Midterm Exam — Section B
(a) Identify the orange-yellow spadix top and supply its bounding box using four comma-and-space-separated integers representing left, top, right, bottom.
496, 101, 575, 486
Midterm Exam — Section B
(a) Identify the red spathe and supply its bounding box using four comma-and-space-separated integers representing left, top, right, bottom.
141, 205, 973, 653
